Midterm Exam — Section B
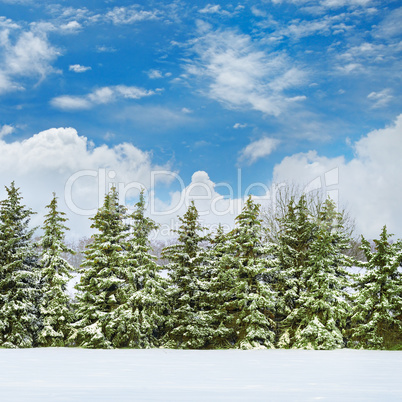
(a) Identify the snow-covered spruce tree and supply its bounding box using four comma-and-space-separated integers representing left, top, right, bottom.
70, 187, 130, 349
287, 198, 353, 349
210, 197, 276, 349
349, 226, 402, 350
204, 224, 233, 348
107, 190, 167, 348
37, 193, 75, 347
274, 195, 316, 347
162, 201, 214, 349
0, 182, 40, 348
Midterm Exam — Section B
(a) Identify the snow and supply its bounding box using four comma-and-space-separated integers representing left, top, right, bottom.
0, 349, 401, 401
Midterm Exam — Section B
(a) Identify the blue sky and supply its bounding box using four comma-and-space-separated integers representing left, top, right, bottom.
0, 0, 401, 239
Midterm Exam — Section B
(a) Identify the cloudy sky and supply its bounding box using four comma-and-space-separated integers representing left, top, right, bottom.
0, 0, 401, 240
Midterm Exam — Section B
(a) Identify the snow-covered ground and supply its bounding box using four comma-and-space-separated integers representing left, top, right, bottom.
0, 348, 401, 401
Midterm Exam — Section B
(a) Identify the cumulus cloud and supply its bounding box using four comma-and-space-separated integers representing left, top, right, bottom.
272, 114, 402, 238
0, 27, 59, 94
69, 64, 91, 73
147, 69, 163, 79
185, 27, 306, 116
58, 21, 82, 34
0, 124, 14, 138
51, 85, 155, 110
0, 16, 20, 29
0, 127, 171, 239
0, 128, 252, 240
150, 171, 247, 238
238, 137, 280, 165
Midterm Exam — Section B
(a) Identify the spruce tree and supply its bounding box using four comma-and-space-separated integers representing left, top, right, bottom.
37, 193, 75, 347
107, 190, 167, 348
287, 198, 353, 349
70, 187, 129, 348
274, 195, 315, 347
211, 197, 276, 349
205, 224, 233, 348
0, 182, 40, 348
162, 201, 214, 349
350, 226, 402, 349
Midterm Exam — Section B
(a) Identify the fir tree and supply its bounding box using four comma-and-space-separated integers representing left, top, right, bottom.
0, 182, 40, 348
70, 187, 129, 349
162, 201, 214, 349
107, 190, 167, 348
211, 197, 276, 349
37, 193, 75, 347
285, 198, 353, 349
350, 226, 402, 349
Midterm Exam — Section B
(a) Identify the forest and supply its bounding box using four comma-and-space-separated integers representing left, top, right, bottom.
0, 181, 401, 350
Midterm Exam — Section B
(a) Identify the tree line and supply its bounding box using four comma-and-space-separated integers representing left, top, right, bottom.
0, 181, 401, 350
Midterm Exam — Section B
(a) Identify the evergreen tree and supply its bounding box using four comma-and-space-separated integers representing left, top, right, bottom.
211, 197, 276, 349
37, 193, 75, 347
162, 202, 214, 349
284, 198, 353, 349
70, 187, 129, 348
350, 226, 402, 349
205, 224, 233, 348
0, 182, 40, 348
274, 195, 315, 347
107, 190, 167, 348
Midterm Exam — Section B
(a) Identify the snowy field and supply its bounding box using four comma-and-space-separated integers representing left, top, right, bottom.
0, 349, 401, 401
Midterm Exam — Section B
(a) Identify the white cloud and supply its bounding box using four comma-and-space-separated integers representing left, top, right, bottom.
59, 21, 82, 33
96, 45, 116, 53
375, 7, 402, 39
51, 96, 92, 111
198, 4, 226, 15
0, 0, 33, 3
0, 124, 14, 138
266, 0, 372, 8
233, 123, 247, 129
51, 85, 155, 110
320, 0, 372, 8
251, 7, 267, 17
4, 31, 59, 77
0, 127, 171, 239
0, 16, 20, 29
335, 39, 402, 76
198, 4, 238, 16
105, 6, 158, 24
116, 105, 195, 131
238, 137, 280, 165
367, 89, 393, 108
186, 28, 306, 116
0, 128, 250, 240
150, 171, 246, 238
147, 69, 163, 79
69, 64, 91, 73
272, 114, 402, 238
0, 27, 59, 94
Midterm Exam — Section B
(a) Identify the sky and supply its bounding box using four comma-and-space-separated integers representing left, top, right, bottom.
0, 0, 401, 240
